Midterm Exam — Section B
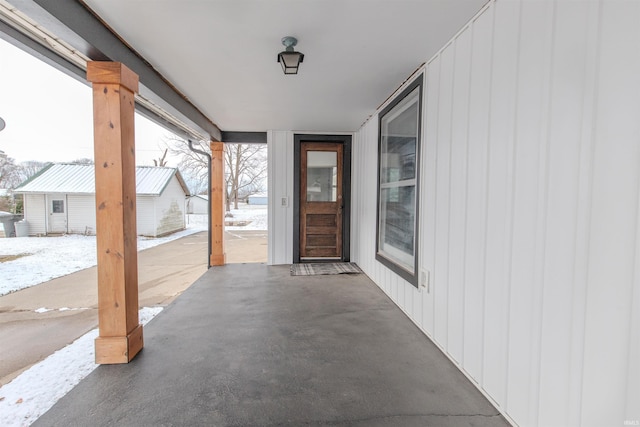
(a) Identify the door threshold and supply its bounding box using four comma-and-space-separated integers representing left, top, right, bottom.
300, 257, 342, 263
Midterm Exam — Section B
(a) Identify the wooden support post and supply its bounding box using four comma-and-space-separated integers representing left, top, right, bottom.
87, 62, 143, 364
210, 141, 226, 266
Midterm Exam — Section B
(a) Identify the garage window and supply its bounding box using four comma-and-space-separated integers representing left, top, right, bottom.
376, 76, 422, 286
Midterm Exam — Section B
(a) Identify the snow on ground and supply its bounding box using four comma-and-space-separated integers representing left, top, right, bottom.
186, 203, 267, 231
225, 203, 268, 231
0, 307, 163, 427
0, 204, 267, 296
0, 229, 202, 296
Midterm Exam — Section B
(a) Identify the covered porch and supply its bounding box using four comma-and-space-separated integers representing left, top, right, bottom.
2, 0, 639, 425
34, 263, 507, 426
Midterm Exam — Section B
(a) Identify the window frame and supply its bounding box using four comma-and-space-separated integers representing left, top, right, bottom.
52, 199, 65, 214
375, 75, 423, 287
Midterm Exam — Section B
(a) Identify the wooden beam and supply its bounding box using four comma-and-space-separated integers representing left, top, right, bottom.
210, 141, 226, 266
21, 0, 222, 141
87, 61, 143, 364
220, 131, 267, 144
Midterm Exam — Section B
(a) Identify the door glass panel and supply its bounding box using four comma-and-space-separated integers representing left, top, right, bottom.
306, 151, 337, 202
52, 200, 64, 213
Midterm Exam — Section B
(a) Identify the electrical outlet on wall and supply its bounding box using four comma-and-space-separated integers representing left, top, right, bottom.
420, 270, 430, 293
281, 196, 289, 207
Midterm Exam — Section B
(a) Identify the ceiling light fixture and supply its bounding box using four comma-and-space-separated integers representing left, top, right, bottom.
277, 36, 304, 75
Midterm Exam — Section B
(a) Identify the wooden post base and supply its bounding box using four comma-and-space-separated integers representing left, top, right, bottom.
95, 324, 144, 364
210, 253, 226, 266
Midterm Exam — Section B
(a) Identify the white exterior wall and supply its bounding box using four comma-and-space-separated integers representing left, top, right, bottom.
23, 194, 46, 235
136, 196, 156, 237
67, 194, 96, 235
351, 1, 640, 426
154, 177, 186, 237
187, 196, 208, 214
268, 130, 294, 265
22, 183, 186, 237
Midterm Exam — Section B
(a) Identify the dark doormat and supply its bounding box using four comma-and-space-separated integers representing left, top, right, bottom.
290, 262, 362, 276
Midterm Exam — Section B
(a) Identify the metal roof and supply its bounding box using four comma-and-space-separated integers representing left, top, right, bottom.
15, 164, 189, 196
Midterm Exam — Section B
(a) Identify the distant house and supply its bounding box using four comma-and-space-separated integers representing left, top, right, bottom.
15, 164, 189, 237
247, 192, 267, 205
186, 194, 208, 214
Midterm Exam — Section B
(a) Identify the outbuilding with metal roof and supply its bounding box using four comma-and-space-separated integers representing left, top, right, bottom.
15, 163, 189, 237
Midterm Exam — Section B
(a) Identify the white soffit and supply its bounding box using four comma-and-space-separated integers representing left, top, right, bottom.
82, 0, 486, 132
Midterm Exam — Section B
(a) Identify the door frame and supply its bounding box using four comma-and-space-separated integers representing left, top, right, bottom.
46, 193, 68, 234
294, 134, 352, 263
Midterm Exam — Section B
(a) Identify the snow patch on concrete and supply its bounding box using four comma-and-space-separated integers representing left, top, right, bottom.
0, 307, 162, 427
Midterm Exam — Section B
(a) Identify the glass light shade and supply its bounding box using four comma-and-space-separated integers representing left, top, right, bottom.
278, 51, 304, 74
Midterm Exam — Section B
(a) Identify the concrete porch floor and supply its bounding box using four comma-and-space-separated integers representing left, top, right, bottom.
34, 264, 509, 427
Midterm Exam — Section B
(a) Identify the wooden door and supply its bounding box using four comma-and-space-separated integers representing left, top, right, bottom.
300, 142, 343, 259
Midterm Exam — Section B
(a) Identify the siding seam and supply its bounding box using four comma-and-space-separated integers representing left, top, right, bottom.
569, 1, 602, 425
623, 1, 640, 419
461, 16, 476, 377
503, 0, 523, 413
431, 55, 442, 335
479, 0, 497, 391
444, 37, 456, 356
530, 1, 558, 424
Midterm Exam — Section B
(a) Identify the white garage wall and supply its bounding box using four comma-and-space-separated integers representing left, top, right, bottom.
351, 1, 640, 426
136, 196, 156, 237
67, 194, 96, 235
23, 194, 46, 235
154, 177, 186, 237
268, 130, 294, 265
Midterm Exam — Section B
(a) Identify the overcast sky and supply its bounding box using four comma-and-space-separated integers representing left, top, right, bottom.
0, 37, 181, 166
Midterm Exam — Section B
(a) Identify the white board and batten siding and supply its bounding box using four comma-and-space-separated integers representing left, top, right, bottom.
267, 130, 295, 265
351, 1, 640, 426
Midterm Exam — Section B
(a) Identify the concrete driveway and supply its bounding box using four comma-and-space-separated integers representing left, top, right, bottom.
0, 230, 266, 386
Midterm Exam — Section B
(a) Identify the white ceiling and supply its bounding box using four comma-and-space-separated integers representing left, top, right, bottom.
82, 0, 487, 133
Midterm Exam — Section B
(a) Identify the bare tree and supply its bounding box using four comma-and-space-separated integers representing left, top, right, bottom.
0, 154, 22, 189
70, 158, 94, 165
166, 136, 267, 211
19, 160, 49, 182
153, 148, 168, 167
224, 144, 267, 210
166, 137, 209, 195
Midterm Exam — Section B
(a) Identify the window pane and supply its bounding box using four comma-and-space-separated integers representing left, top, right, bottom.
380, 88, 419, 184
307, 151, 337, 202
376, 77, 422, 284
379, 185, 415, 268
52, 200, 64, 213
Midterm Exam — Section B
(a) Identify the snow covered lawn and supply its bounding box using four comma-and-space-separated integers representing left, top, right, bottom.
0, 228, 204, 296
188, 203, 268, 231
